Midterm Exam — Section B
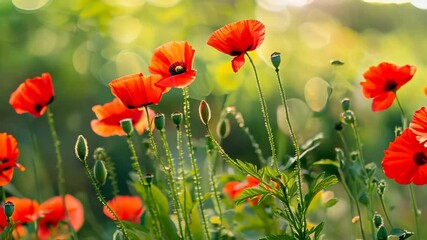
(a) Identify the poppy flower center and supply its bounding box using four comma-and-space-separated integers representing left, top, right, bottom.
169, 62, 186, 76
413, 152, 427, 166
384, 80, 398, 92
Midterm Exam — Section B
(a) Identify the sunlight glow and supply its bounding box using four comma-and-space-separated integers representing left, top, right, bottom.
108, 16, 142, 43
411, 0, 427, 9
12, 0, 49, 11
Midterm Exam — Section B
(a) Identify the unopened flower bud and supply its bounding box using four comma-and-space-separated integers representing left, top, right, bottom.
395, 126, 403, 137
341, 98, 351, 111
373, 214, 383, 228
334, 122, 343, 132
358, 191, 369, 206
120, 118, 134, 135
376, 225, 388, 240
94, 159, 108, 186
335, 147, 345, 168
171, 112, 183, 126
350, 151, 359, 162
93, 147, 107, 161
340, 110, 356, 125
330, 59, 344, 66
199, 100, 211, 126
4, 201, 14, 218
154, 113, 165, 131
377, 179, 386, 196
270, 52, 281, 69
216, 118, 230, 139
145, 173, 154, 185
75, 135, 88, 162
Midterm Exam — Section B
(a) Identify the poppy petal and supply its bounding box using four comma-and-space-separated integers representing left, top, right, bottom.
371, 92, 395, 112
231, 54, 245, 73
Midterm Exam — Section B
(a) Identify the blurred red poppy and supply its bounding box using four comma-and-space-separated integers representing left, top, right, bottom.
148, 41, 196, 88
361, 62, 416, 112
103, 195, 144, 224
109, 73, 166, 109
0, 197, 40, 237
223, 176, 261, 204
9, 73, 55, 117
207, 19, 265, 73
38, 195, 84, 240
91, 98, 155, 137
410, 107, 427, 147
382, 128, 427, 185
0, 133, 25, 186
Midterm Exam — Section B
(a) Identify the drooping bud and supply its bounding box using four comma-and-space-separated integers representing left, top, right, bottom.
376, 225, 388, 240
199, 100, 211, 126
75, 135, 89, 162
145, 173, 154, 186
340, 110, 356, 125
330, 59, 344, 66
335, 147, 345, 168
93, 147, 107, 161
120, 118, 134, 135
395, 126, 403, 137
377, 179, 386, 196
171, 111, 183, 126
373, 213, 384, 228
94, 159, 108, 186
334, 122, 343, 132
154, 113, 165, 131
341, 98, 351, 111
216, 118, 230, 139
270, 52, 281, 69
4, 201, 14, 218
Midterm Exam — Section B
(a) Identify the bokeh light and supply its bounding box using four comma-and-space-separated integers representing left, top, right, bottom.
12, 0, 49, 11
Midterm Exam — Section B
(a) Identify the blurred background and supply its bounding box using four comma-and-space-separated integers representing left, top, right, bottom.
2, 0, 427, 238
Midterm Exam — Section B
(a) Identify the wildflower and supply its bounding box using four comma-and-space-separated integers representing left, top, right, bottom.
207, 19, 265, 72
103, 195, 144, 224
360, 62, 416, 112
382, 128, 427, 185
38, 195, 84, 240
90, 98, 155, 137
148, 41, 196, 88
0, 133, 25, 186
223, 176, 261, 204
409, 107, 427, 147
9, 73, 55, 117
109, 73, 166, 109
0, 197, 40, 237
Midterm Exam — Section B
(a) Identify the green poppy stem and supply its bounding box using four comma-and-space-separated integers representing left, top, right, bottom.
207, 149, 223, 238
409, 184, 420, 240
104, 154, 119, 197
183, 87, 211, 240
378, 194, 393, 229
246, 53, 278, 172
394, 92, 407, 128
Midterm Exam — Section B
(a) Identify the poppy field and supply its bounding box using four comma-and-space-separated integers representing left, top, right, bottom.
2, 0, 427, 239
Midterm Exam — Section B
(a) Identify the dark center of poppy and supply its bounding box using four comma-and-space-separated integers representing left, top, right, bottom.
413, 152, 427, 166
384, 80, 398, 92
0, 159, 11, 171
169, 62, 186, 76
34, 104, 43, 113
230, 51, 242, 56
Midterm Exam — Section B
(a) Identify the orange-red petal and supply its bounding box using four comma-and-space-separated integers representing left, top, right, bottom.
103, 195, 144, 224
0, 133, 23, 186
9, 73, 55, 117
410, 107, 427, 147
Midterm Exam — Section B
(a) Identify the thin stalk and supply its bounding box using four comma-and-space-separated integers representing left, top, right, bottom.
29, 132, 42, 202
159, 129, 184, 238
183, 87, 211, 240
176, 124, 193, 240
409, 184, 420, 240
394, 92, 407, 128
246, 53, 278, 172
273, 64, 305, 236
1, 187, 5, 202
81, 160, 130, 240
125, 134, 145, 185
379, 195, 393, 229
207, 150, 223, 237
104, 155, 119, 197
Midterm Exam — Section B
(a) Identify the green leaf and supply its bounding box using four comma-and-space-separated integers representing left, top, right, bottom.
259, 234, 293, 240
325, 198, 338, 208
284, 133, 323, 169
312, 159, 339, 168
120, 221, 152, 240
235, 187, 269, 206
305, 173, 338, 211
389, 228, 414, 239
313, 222, 324, 240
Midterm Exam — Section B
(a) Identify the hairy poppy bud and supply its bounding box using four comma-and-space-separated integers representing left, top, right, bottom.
4, 201, 14, 218
145, 173, 154, 186
171, 111, 183, 126
216, 118, 230, 139
376, 225, 388, 240
340, 110, 356, 125
330, 59, 344, 66
93, 147, 107, 161
270, 52, 281, 69
199, 100, 211, 126
75, 135, 88, 162
120, 118, 133, 135
154, 113, 165, 131
373, 214, 383, 228
341, 98, 351, 111
94, 159, 108, 186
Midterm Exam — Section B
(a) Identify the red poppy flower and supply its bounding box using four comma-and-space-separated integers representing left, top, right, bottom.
90, 98, 155, 137
382, 128, 427, 185
9, 73, 55, 117
361, 62, 416, 112
207, 19, 265, 73
109, 73, 166, 109
0, 133, 25, 186
103, 195, 144, 224
409, 107, 427, 147
223, 176, 261, 204
0, 197, 40, 237
148, 41, 197, 88
38, 195, 84, 240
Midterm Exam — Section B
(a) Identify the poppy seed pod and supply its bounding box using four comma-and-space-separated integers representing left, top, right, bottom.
340, 110, 356, 125
94, 160, 108, 186
270, 52, 281, 69
4, 201, 14, 218
154, 113, 165, 130
199, 100, 211, 126
171, 112, 183, 126
120, 118, 134, 135
341, 98, 351, 111
75, 135, 88, 162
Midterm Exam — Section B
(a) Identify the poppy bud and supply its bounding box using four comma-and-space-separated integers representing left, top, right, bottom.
216, 118, 230, 139
154, 113, 165, 131
373, 213, 383, 228
358, 191, 369, 206
395, 126, 402, 137
377, 179, 386, 196
171, 111, 183, 126
334, 122, 343, 132
330, 59, 344, 66
335, 147, 345, 168
94, 159, 108, 186
341, 98, 351, 111
145, 173, 154, 185
270, 52, 281, 69
93, 147, 107, 161
4, 201, 14, 218
365, 162, 377, 178
350, 151, 359, 162
340, 110, 356, 125
199, 100, 211, 126
376, 225, 388, 240
75, 135, 88, 162
120, 118, 134, 135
